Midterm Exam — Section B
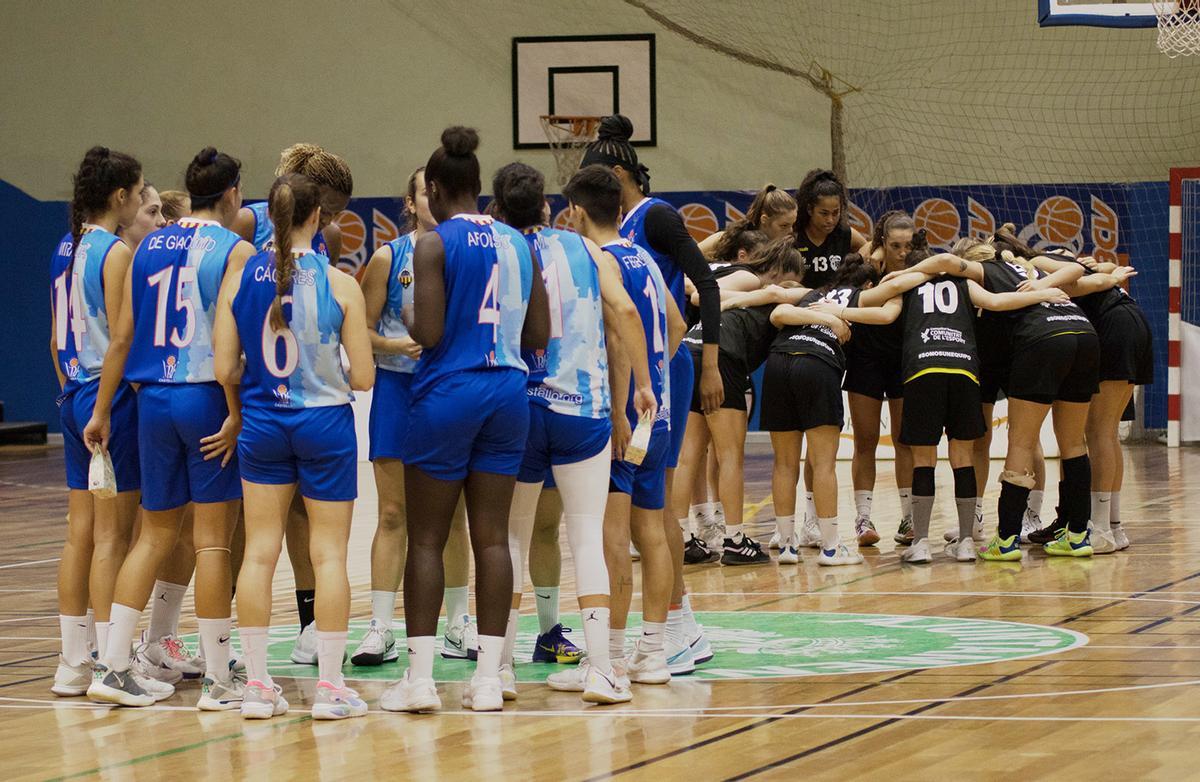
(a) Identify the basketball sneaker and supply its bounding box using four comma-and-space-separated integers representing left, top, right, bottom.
1044, 528, 1093, 557
978, 534, 1023, 561
683, 617, 713, 664
684, 534, 720, 564
462, 675, 504, 711
817, 544, 864, 566
197, 673, 245, 711
721, 534, 770, 566
894, 515, 914, 545
1028, 512, 1066, 546
1020, 508, 1045, 543
768, 530, 783, 550
51, 656, 91, 697
944, 537, 977, 562
697, 517, 723, 552
855, 515, 880, 546
1091, 528, 1118, 555
777, 537, 800, 565
380, 669, 441, 713
612, 657, 632, 690
351, 619, 398, 666
583, 665, 632, 704
532, 623, 583, 663
627, 644, 671, 684
1113, 525, 1131, 550
290, 623, 318, 665
129, 647, 177, 701
241, 680, 289, 719
665, 636, 696, 675
139, 632, 204, 679
798, 515, 822, 548
442, 614, 479, 660
312, 681, 368, 720
87, 664, 155, 707
500, 663, 518, 700
899, 538, 932, 564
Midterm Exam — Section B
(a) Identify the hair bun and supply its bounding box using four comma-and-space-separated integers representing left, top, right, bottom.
441, 126, 480, 157
197, 146, 219, 165
1000, 222, 1017, 233
597, 115, 634, 143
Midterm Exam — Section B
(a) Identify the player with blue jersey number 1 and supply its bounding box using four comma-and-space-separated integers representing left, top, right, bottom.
213, 172, 375, 722
489, 162, 656, 705
83, 148, 255, 710
381, 127, 549, 714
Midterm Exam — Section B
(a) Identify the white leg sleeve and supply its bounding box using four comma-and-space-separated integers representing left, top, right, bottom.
551, 445, 612, 599
508, 481, 542, 594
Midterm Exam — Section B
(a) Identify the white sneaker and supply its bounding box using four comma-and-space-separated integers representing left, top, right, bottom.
51, 656, 91, 696
442, 614, 478, 660
312, 681, 368, 720
630, 541, 641, 561
582, 665, 633, 704
351, 619, 398, 666
546, 659, 590, 692
665, 636, 696, 675
817, 543, 864, 566
241, 679, 288, 719
1113, 525, 1131, 550
134, 636, 183, 685
627, 645, 670, 684
945, 513, 986, 543
129, 648, 176, 701
699, 516, 724, 551
945, 537, 977, 562
140, 632, 204, 679
380, 670, 441, 713
612, 657, 632, 690
1020, 509, 1044, 544
777, 537, 800, 565
900, 538, 932, 564
87, 664, 155, 707
798, 516, 822, 548
768, 531, 781, 550
1091, 529, 1118, 555
290, 623, 318, 665
499, 663, 518, 701
197, 673, 245, 711
462, 675, 504, 711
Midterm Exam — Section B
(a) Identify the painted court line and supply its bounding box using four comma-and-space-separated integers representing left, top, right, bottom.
0, 558, 61, 570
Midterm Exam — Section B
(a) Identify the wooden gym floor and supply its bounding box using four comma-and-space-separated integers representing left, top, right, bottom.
0, 443, 1197, 781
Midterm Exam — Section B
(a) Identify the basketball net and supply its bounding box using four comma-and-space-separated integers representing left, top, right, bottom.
1154, 0, 1200, 57
539, 115, 602, 187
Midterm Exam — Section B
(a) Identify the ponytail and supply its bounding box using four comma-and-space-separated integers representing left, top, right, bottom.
266, 173, 322, 331
69, 145, 142, 262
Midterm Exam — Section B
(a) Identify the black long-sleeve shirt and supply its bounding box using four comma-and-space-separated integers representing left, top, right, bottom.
643, 204, 721, 345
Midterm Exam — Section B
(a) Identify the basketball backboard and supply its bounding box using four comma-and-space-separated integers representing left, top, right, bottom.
1038, 0, 1161, 27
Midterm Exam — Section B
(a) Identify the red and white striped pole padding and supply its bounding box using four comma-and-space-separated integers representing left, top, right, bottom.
1167, 168, 1200, 447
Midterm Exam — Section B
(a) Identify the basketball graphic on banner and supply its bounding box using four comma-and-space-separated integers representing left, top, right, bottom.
1035, 195, 1085, 245
679, 203, 719, 242
913, 198, 961, 248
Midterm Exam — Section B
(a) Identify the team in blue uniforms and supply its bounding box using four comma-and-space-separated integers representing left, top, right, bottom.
214, 172, 374, 721
81, 148, 254, 709
49, 147, 147, 700
486, 162, 655, 704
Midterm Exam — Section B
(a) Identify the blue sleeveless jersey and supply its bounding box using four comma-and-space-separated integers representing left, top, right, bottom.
522, 228, 609, 419
125, 219, 241, 384
49, 232, 87, 390
231, 249, 352, 409
375, 232, 417, 374
412, 214, 533, 399
57, 225, 122, 382
247, 201, 328, 257
621, 197, 686, 312
605, 239, 671, 431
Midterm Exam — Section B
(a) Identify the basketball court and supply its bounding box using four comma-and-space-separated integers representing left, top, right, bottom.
2, 0, 1200, 779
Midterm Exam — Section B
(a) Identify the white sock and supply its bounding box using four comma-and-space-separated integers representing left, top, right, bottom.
975, 497, 984, 517
476, 634, 504, 679
681, 593, 697, 625
581, 606, 611, 672
1028, 489, 1045, 517
854, 490, 873, 518
1091, 492, 1112, 533
198, 617, 232, 680
805, 492, 817, 522
316, 630, 347, 687
1111, 491, 1122, 527
443, 586, 469, 627
640, 621, 665, 653
240, 626, 272, 686
59, 615, 89, 666
775, 515, 796, 541
95, 621, 110, 664
899, 488, 912, 520
692, 501, 713, 519
103, 603, 141, 672
712, 501, 725, 519
666, 607, 684, 641
502, 608, 519, 666
147, 579, 187, 641
533, 585, 559, 634
370, 590, 396, 630
610, 628, 627, 661
817, 517, 839, 550
725, 523, 744, 539
85, 609, 96, 654
407, 635, 435, 681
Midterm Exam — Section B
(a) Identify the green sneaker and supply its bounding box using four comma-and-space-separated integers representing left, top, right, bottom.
1044, 528, 1093, 557
893, 515, 914, 545
978, 534, 1023, 561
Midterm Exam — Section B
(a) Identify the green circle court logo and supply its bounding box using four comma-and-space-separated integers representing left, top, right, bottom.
193, 611, 1086, 683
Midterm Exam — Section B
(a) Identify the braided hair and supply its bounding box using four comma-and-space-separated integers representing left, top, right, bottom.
579, 115, 651, 195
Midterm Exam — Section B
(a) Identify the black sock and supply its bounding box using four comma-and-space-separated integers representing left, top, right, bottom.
952, 466, 976, 500
1061, 454, 1092, 533
296, 589, 316, 630
998, 480, 1031, 541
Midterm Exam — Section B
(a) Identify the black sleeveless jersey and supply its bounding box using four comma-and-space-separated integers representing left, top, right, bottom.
770, 286, 855, 371
685, 263, 758, 327
686, 303, 777, 372
796, 224, 851, 289
981, 261, 1095, 349
1065, 260, 1142, 325
900, 275, 978, 381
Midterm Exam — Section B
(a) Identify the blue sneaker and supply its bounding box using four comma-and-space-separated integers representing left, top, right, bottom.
532, 623, 583, 664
